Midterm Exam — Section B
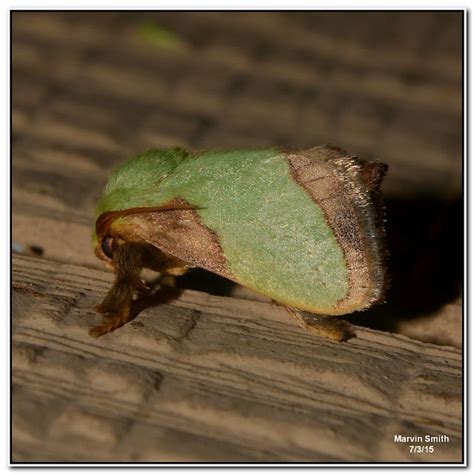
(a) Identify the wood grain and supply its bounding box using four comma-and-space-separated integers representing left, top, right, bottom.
12, 254, 462, 462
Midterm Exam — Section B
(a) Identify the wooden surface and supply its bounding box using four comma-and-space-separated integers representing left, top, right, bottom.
12, 12, 463, 463
13, 254, 462, 462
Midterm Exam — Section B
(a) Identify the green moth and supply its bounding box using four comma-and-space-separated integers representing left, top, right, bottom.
92, 145, 388, 341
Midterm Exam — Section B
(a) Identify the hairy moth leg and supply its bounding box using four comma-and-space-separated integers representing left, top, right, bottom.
89, 295, 134, 337
284, 306, 355, 342
90, 243, 147, 337
90, 244, 189, 337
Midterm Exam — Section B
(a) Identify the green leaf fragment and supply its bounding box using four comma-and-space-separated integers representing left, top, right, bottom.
137, 21, 187, 50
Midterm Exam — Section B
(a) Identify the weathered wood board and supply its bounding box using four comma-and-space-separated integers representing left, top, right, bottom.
12, 254, 462, 462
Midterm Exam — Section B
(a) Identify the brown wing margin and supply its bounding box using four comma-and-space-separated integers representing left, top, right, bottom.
286, 145, 388, 313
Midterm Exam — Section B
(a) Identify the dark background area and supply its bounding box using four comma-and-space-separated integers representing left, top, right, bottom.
12, 11, 463, 345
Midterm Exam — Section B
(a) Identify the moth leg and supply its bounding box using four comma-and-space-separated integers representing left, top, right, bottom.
90, 243, 146, 337
157, 274, 177, 288
284, 306, 355, 342
90, 297, 133, 337
143, 246, 189, 280
142, 247, 189, 289
91, 244, 188, 337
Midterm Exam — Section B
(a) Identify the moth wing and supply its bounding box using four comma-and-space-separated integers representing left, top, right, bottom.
106, 200, 233, 280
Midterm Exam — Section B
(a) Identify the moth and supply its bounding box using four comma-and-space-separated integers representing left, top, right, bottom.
92, 145, 388, 341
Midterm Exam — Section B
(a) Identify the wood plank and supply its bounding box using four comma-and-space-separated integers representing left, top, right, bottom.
12, 254, 462, 462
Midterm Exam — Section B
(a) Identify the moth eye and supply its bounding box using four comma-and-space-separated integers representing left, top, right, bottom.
101, 236, 115, 259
